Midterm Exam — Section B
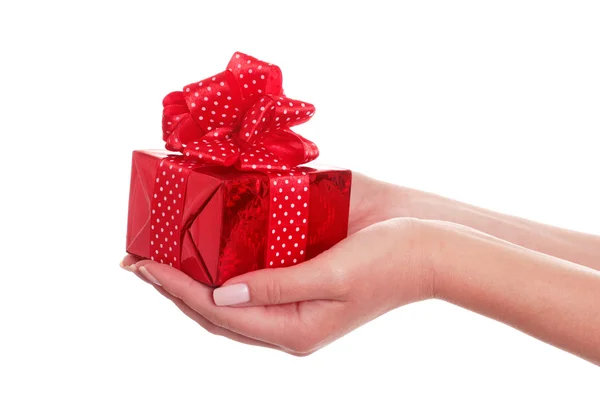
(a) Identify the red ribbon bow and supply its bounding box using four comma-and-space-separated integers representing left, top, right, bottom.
161, 52, 319, 171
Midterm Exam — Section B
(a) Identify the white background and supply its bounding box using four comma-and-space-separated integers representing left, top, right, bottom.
1, 1, 599, 417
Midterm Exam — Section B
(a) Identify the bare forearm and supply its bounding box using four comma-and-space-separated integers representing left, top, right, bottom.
392, 184, 600, 271
431, 222, 600, 365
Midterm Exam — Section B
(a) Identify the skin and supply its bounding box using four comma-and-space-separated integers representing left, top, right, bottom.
120, 173, 600, 364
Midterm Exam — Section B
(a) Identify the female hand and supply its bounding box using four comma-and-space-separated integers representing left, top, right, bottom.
122, 217, 434, 355
121, 171, 600, 363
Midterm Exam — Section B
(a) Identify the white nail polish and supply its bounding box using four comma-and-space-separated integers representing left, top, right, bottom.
213, 284, 250, 306
119, 260, 137, 273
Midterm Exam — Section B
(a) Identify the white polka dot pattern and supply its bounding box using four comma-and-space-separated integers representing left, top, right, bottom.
265, 171, 310, 267
149, 157, 203, 268
161, 52, 319, 172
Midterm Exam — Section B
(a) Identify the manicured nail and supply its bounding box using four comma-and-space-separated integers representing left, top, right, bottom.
138, 266, 162, 286
213, 284, 250, 306
119, 260, 137, 273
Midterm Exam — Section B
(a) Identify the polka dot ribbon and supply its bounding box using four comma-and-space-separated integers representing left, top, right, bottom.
266, 170, 310, 268
149, 157, 203, 267
151, 52, 320, 271
161, 51, 319, 172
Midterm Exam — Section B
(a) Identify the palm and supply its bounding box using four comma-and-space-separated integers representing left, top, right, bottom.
347, 173, 389, 234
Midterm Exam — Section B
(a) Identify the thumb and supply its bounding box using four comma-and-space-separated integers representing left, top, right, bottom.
212, 254, 346, 307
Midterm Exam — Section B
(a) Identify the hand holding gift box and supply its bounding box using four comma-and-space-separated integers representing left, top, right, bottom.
121, 54, 600, 365
126, 52, 351, 287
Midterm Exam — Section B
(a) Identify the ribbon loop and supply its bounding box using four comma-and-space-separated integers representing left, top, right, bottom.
184, 70, 245, 134
226, 52, 283, 97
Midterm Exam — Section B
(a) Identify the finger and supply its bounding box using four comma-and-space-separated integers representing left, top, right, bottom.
119, 254, 160, 286
134, 260, 303, 349
152, 285, 281, 352
120, 254, 141, 271
212, 251, 346, 307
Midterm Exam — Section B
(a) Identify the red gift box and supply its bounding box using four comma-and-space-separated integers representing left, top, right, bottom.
126, 150, 351, 286
125, 52, 352, 286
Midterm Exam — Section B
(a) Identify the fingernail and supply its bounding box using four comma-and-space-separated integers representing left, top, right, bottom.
213, 284, 250, 306
138, 266, 162, 286
119, 260, 137, 273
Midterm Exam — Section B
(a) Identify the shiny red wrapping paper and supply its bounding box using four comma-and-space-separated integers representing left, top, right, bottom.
126, 149, 351, 287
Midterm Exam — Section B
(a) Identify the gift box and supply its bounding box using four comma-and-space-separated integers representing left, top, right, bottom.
125, 52, 352, 287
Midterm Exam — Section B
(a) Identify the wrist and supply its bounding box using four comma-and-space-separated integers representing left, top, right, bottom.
387, 218, 443, 304
424, 221, 505, 303
417, 220, 464, 301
